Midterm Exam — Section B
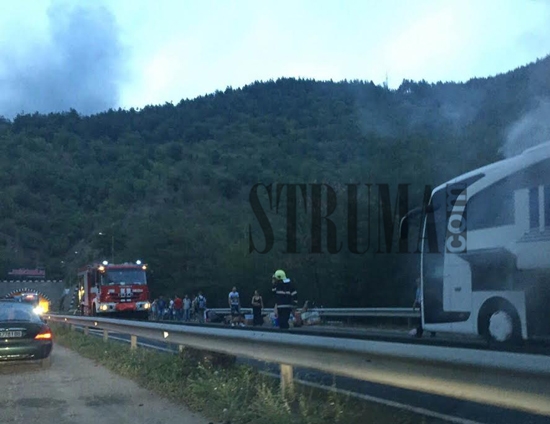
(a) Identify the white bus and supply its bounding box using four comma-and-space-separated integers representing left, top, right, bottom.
402, 141, 550, 344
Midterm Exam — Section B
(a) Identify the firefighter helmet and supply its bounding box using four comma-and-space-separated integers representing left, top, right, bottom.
273, 270, 287, 280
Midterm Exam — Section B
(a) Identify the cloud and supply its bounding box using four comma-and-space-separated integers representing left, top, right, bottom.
0, 1, 127, 119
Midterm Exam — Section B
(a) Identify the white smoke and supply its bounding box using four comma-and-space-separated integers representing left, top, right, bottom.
501, 98, 550, 158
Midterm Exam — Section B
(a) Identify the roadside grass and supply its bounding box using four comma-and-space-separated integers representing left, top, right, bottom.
51, 323, 428, 424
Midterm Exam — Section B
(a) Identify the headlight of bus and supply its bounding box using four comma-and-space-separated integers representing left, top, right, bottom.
33, 306, 44, 315
143, 302, 150, 309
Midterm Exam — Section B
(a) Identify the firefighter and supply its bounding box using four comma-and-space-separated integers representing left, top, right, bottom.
271, 270, 297, 330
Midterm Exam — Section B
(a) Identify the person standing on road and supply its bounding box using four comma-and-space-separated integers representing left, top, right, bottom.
183, 295, 191, 321
229, 286, 244, 327
173, 295, 183, 321
157, 296, 166, 321
168, 297, 175, 320
271, 270, 297, 330
251, 290, 264, 326
190, 295, 197, 320
150, 299, 158, 320
196, 291, 207, 323
413, 278, 435, 338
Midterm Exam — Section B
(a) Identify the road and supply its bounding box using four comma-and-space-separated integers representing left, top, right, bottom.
85, 328, 550, 424
0, 345, 206, 424
151, 319, 550, 355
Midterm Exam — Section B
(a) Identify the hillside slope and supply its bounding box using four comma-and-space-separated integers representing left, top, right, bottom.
0, 55, 549, 306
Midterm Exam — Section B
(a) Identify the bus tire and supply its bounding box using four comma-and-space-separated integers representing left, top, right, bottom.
479, 298, 522, 346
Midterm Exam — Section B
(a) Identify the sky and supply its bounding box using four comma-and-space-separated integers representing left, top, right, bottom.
0, 0, 549, 117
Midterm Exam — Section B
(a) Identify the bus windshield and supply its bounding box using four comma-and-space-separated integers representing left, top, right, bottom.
103, 269, 147, 285
422, 174, 484, 268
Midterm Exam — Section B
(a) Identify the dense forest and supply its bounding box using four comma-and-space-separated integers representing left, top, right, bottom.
0, 55, 549, 307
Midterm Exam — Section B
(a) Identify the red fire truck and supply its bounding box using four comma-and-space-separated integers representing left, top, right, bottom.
77, 260, 151, 319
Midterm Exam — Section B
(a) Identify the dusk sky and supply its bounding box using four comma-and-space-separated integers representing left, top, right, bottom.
0, 0, 549, 117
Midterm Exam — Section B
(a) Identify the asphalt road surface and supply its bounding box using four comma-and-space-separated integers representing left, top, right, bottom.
0, 345, 206, 424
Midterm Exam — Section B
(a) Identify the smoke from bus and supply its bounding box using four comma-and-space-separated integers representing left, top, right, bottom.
501, 98, 550, 158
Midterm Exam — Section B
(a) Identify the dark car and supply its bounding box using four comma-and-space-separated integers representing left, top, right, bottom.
17, 293, 40, 307
0, 299, 53, 368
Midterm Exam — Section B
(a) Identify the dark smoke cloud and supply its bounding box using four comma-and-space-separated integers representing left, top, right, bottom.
0, 1, 126, 119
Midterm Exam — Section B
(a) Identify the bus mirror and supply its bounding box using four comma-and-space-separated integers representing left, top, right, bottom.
400, 206, 422, 240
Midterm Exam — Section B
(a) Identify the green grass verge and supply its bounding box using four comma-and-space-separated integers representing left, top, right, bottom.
51, 323, 429, 424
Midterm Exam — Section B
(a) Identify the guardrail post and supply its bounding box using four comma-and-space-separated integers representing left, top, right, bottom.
83, 326, 89, 336
280, 364, 294, 398
130, 335, 137, 349
103, 329, 108, 342
178, 345, 184, 353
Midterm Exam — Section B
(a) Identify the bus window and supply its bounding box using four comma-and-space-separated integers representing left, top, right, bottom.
545, 186, 550, 228
467, 179, 515, 231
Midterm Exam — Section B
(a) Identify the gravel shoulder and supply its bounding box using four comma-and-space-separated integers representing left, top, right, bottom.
0, 345, 207, 424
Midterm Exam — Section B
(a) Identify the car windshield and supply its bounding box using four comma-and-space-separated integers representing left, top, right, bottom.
0, 302, 42, 323
103, 270, 147, 285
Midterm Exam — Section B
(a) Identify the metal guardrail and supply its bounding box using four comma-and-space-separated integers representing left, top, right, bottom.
208, 307, 420, 319
61, 307, 419, 320
47, 314, 550, 417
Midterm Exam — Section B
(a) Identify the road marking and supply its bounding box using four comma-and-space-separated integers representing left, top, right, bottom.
259, 371, 488, 424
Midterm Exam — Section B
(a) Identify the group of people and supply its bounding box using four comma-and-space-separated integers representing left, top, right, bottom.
226, 286, 266, 327
223, 269, 298, 328
150, 273, 433, 335
150, 292, 207, 322
148, 269, 298, 329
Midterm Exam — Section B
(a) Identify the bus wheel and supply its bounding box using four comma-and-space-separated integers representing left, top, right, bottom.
480, 301, 521, 346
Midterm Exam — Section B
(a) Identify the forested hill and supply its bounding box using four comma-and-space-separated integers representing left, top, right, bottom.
0, 55, 549, 307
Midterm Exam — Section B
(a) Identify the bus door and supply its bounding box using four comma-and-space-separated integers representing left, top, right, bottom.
443, 254, 472, 316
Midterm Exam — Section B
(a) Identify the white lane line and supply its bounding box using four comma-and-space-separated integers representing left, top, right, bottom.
259, 371, 488, 424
